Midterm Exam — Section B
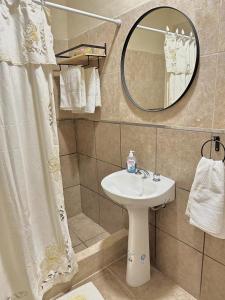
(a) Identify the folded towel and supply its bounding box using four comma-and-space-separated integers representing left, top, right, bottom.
60, 66, 86, 111
186, 157, 225, 239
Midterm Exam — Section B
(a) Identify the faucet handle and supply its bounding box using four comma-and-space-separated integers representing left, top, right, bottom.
153, 173, 160, 182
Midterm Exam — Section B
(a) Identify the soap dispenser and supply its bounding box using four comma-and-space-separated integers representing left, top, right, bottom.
127, 150, 137, 173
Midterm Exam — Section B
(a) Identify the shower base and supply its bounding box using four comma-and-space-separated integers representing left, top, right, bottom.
68, 213, 110, 253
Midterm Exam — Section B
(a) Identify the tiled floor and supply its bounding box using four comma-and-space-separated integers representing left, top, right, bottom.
72, 257, 196, 300
68, 213, 110, 253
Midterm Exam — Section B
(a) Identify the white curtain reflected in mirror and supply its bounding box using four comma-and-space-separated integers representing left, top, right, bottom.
122, 7, 199, 111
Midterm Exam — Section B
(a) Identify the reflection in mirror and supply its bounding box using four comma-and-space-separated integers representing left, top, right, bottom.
122, 7, 199, 111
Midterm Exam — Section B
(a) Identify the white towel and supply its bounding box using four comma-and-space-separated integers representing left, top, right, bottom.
95, 68, 101, 107
82, 67, 101, 113
186, 157, 225, 239
60, 66, 86, 111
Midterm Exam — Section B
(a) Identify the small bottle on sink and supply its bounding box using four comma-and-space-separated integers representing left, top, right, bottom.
127, 150, 137, 173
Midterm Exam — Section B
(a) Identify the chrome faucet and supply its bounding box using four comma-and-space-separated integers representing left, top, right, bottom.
135, 168, 150, 179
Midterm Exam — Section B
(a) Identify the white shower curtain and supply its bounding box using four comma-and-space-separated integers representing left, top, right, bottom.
164, 30, 196, 106
0, 1, 77, 299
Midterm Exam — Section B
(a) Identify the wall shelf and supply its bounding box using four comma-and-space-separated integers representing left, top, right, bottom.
55, 43, 107, 69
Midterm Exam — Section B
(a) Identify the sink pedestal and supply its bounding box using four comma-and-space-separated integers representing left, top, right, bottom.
126, 207, 150, 287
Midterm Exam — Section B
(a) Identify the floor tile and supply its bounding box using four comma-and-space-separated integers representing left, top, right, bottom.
73, 268, 135, 300
68, 213, 106, 242
108, 257, 196, 300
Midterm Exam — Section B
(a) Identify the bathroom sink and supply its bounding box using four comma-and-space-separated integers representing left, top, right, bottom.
101, 170, 175, 208
101, 170, 175, 288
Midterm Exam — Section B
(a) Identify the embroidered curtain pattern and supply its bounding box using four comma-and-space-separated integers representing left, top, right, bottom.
0, 1, 77, 299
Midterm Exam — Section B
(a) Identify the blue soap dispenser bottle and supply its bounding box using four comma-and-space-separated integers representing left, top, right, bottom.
127, 150, 137, 173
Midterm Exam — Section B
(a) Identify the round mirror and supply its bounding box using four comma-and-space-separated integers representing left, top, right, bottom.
121, 7, 200, 111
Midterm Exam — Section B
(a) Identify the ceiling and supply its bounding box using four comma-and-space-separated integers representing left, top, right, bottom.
51, 0, 150, 39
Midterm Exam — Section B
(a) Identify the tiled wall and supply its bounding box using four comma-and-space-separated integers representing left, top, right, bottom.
75, 119, 156, 258
53, 77, 81, 219
125, 50, 165, 109
54, 0, 225, 299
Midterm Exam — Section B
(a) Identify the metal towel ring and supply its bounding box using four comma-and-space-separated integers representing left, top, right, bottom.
201, 138, 225, 162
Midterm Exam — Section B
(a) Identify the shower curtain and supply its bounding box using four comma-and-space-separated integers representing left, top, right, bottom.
0, 1, 77, 299
164, 29, 196, 106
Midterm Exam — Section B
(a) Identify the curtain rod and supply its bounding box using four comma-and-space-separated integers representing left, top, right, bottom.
137, 25, 194, 39
33, 0, 122, 25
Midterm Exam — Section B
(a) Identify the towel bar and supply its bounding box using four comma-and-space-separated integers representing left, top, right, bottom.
201, 136, 225, 162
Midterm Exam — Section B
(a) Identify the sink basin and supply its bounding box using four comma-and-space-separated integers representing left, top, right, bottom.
101, 170, 175, 287
101, 170, 175, 207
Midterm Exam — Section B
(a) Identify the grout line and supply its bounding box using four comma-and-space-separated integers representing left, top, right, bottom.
204, 253, 225, 268
80, 184, 124, 210
156, 227, 204, 255
78, 152, 122, 169
199, 233, 206, 298
63, 184, 80, 190
60, 152, 77, 157
63, 184, 80, 191
75, 118, 225, 135
82, 231, 109, 248
93, 121, 101, 224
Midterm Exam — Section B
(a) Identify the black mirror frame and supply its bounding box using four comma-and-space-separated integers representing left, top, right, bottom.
120, 6, 200, 112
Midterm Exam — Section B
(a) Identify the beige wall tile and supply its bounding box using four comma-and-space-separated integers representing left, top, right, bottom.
205, 234, 225, 266
78, 154, 98, 192
80, 186, 100, 224
97, 160, 121, 196
99, 196, 124, 233
71, 251, 104, 285
213, 53, 225, 129
64, 185, 81, 218
100, 72, 121, 121
76, 120, 96, 157
60, 154, 80, 188
95, 122, 121, 166
156, 188, 204, 251
218, 0, 225, 52
103, 236, 128, 267
192, 0, 220, 56
156, 128, 211, 191
156, 229, 202, 298
121, 124, 157, 171
201, 256, 225, 300
58, 120, 76, 155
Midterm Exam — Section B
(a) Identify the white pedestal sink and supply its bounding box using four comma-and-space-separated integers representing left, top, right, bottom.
101, 170, 175, 287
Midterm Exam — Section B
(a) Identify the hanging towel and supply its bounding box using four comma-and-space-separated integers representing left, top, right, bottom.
186, 157, 225, 239
81, 67, 101, 113
60, 65, 86, 111
95, 68, 102, 108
